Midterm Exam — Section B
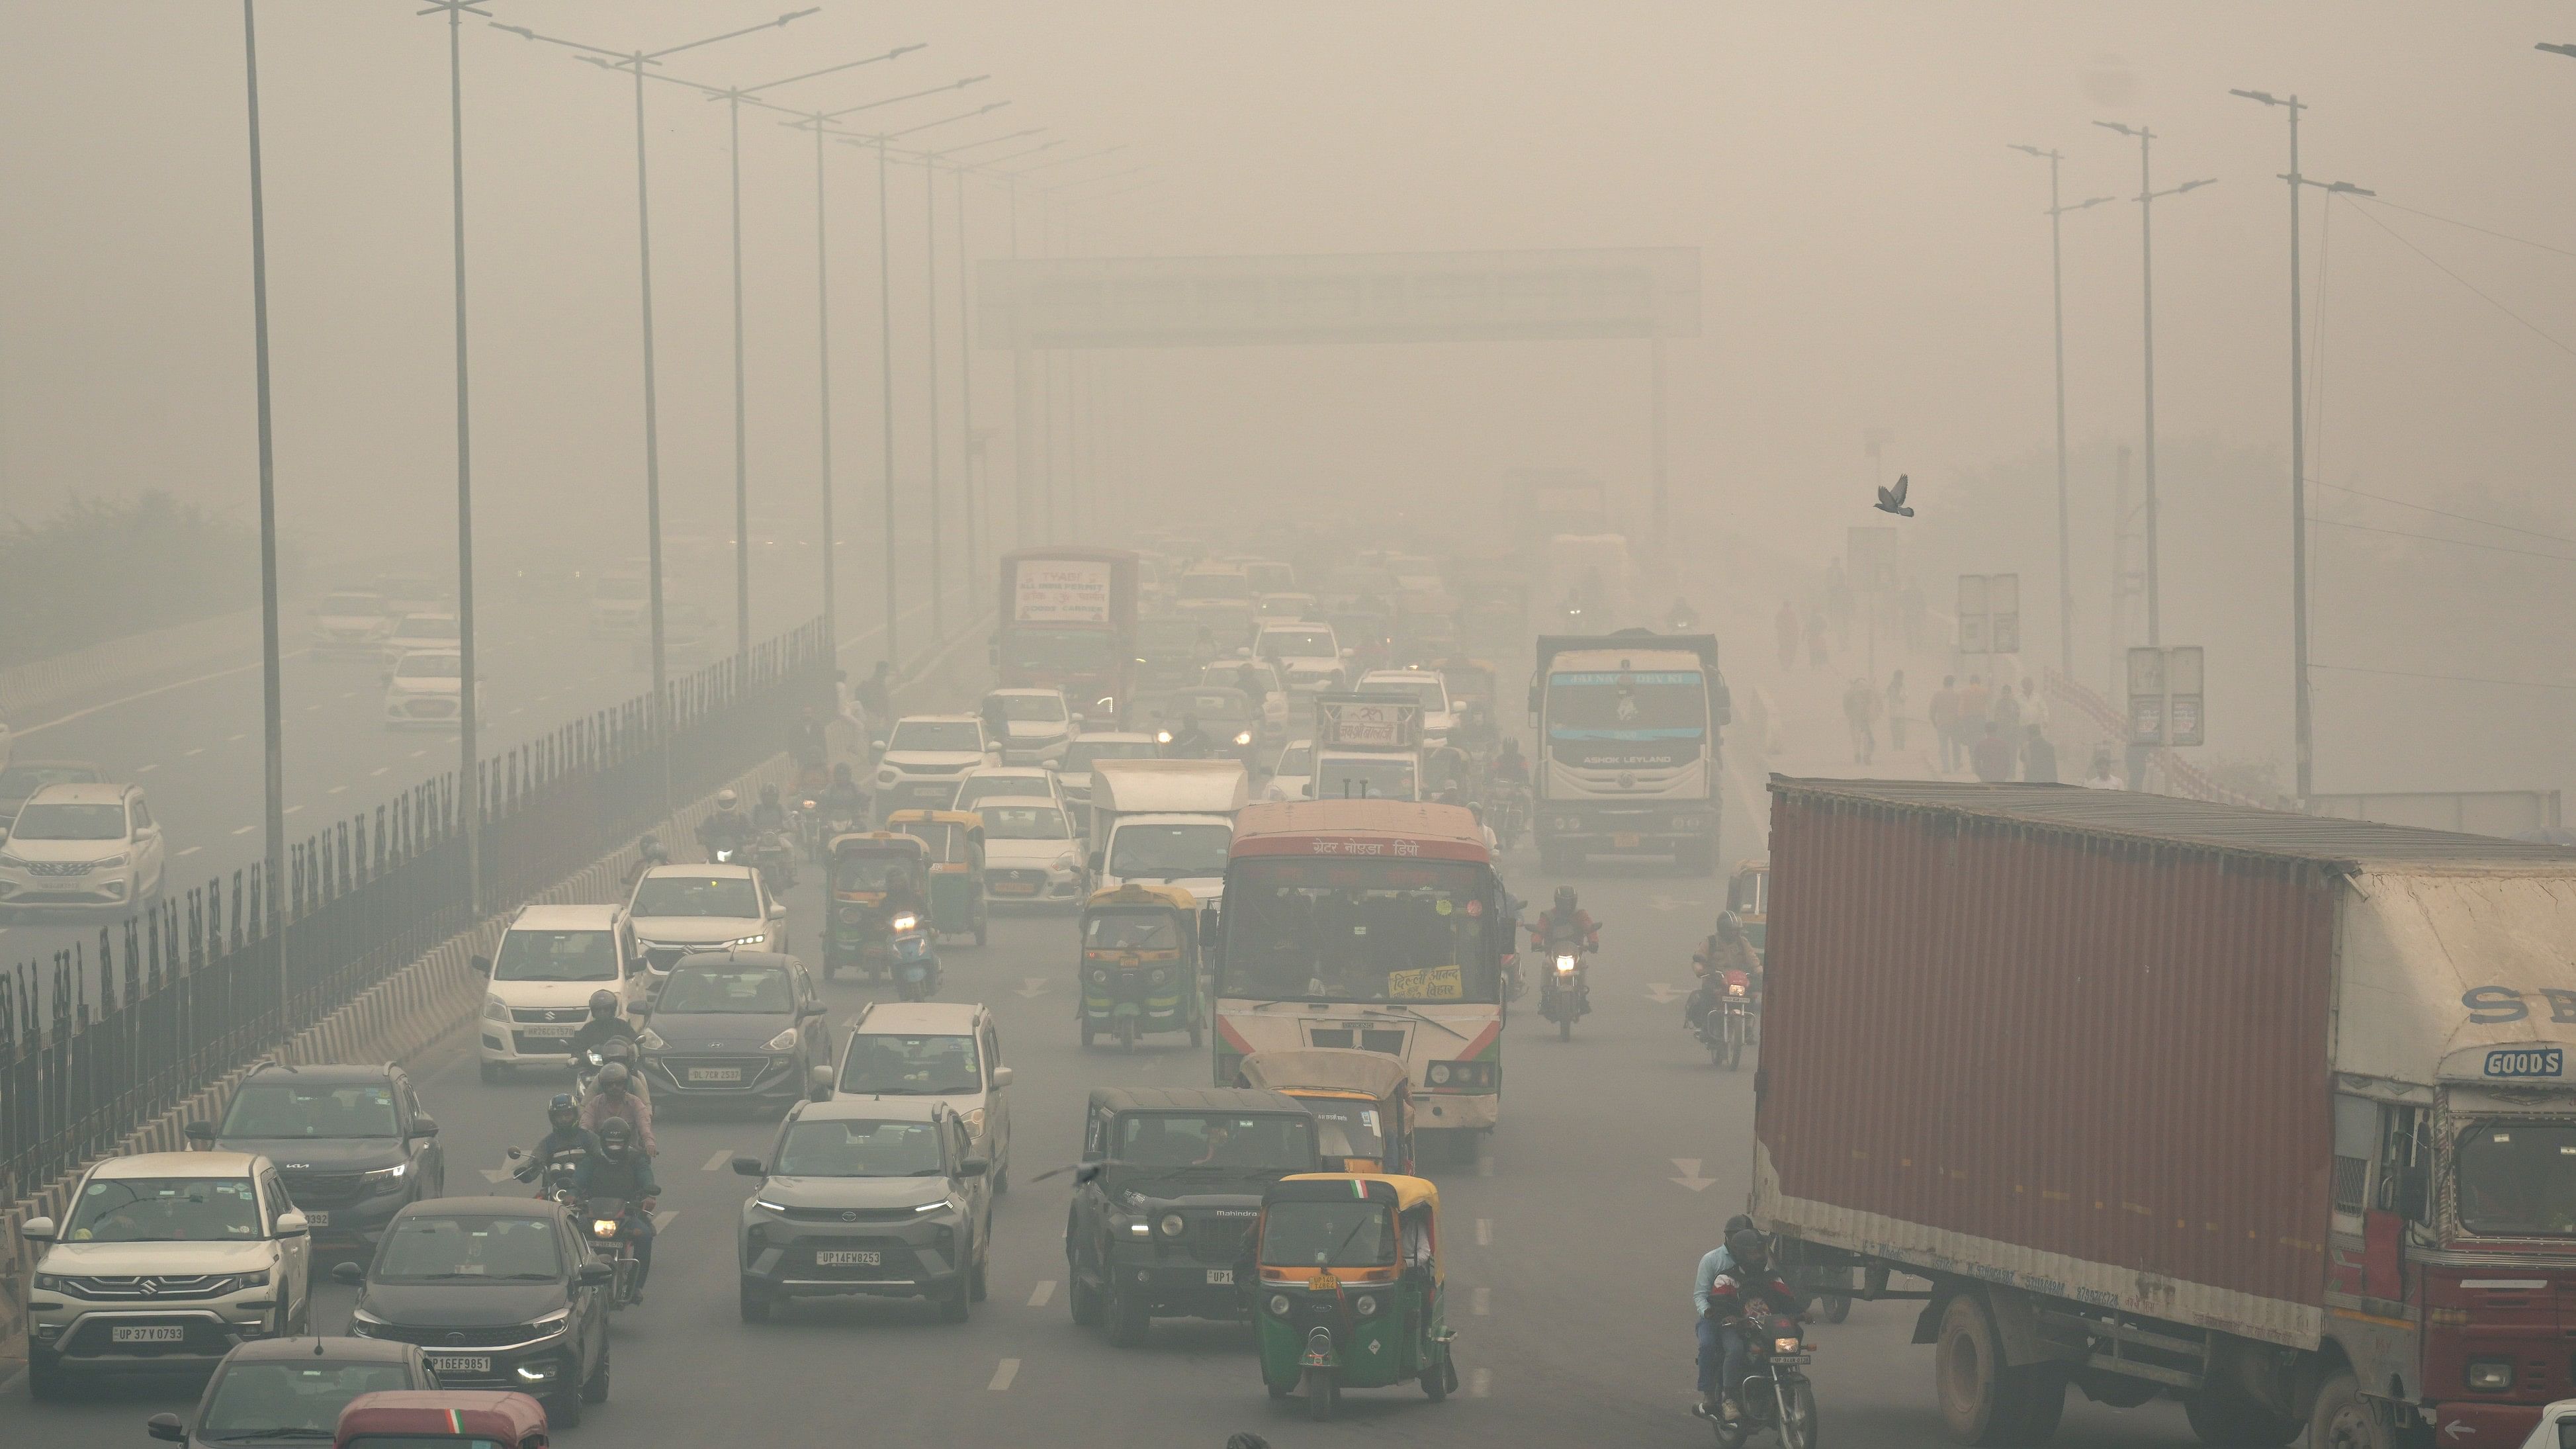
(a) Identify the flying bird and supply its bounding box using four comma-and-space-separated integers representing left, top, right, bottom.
1875, 473, 1914, 517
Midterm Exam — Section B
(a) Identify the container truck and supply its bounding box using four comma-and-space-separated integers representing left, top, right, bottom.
1526, 629, 1726, 873
994, 547, 1138, 726
1752, 777, 2576, 1449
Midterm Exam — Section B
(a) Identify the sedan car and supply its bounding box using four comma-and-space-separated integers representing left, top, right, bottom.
309, 590, 394, 655
953, 765, 1067, 818
0, 781, 165, 914
188, 1061, 445, 1252
974, 797, 1087, 906
382, 649, 473, 732
146, 1337, 433, 1448
0, 758, 104, 836
378, 612, 461, 672
733, 1096, 992, 1324
638, 951, 832, 1112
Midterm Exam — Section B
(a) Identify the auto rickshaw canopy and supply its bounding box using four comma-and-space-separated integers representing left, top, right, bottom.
886, 809, 985, 867
1235, 1047, 1411, 1103
828, 831, 931, 892
1083, 880, 1198, 913
335, 1390, 549, 1449
1259, 1172, 1443, 1281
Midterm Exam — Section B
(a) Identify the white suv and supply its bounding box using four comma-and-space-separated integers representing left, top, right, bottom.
472, 903, 644, 1083
21, 1151, 313, 1400
0, 782, 166, 914
1255, 621, 1349, 693
874, 715, 999, 814
828, 1001, 1015, 1191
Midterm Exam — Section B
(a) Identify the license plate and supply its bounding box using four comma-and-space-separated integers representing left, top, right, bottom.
687, 1067, 743, 1083
1613, 833, 1642, 848
429, 1355, 491, 1374
1771, 1353, 1812, 1366
1204, 1268, 1234, 1285
993, 881, 1038, 895
111, 1326, 184, 1344
521, 1024, 575, 1038
302, 1210, 331, 1227
817, 1250, 881, 1267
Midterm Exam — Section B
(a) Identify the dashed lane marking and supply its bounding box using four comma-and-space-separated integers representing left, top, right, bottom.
329, 785, 347, 795
1028, 1280, 1055, 1307
1477, 1137, 1495, 1178
138, 764, 158, 774
1470, 1368, 1491, 1397
650, 1210, 676, 1232
1475, 1219, 1492, 1247
410, 750, 426, 758
232, 825, 255, 836
703, 1149, 733, 1172
339, 691, 355, 701
283, 805, 303, 816
988, 1358, 1020, 1391
177, 847, 202, 858
371, 767, 388, 777
1472, 1286, 1490, 1315
184, 748, 204, 758
228, 733, 245, 743
15, 651, 314, 740
1646, 983, 1688, 1005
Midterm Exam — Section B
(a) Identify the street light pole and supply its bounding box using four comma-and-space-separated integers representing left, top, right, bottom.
240, 0, 287, 1025
2010, 145, 2111, 684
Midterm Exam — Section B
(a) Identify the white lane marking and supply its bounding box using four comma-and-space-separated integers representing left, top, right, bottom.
703, 1149, 734, 1172
283, 805, 304, 816
1476, 1137, 1495, 1178
177, 847, 202, 858
339, 691, 355, 701
1028, 1280, 1055, 1307
1470, 1368, 1491, 1397
987, 1358, 1020, 1392
370, 767, 388, 777
304, 703, 321, 713
15, 650, 316, 739
1472, 1286, 1490, 1315
1016, 976, 1048, 998
506, 708, 525, 717
184, 748, 204, 758
138, 764, 159, 774
1672, 1158, 1716, 1192
1646, 983, 1688, 1005
1475, 1218, 1492, 1247
329, 785, 347, 795
228, 733, 246, 743
232, 825, 255, 836
650, 1210, 676, 1231
410, 750, 426, 758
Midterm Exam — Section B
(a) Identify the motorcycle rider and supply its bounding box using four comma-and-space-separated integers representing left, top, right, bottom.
566, 988, 639, 1062
752, 782, 791, 836
1532, 885, 1599, 955
821, 762, 867, 830
1490, 738, 1529, 786
1165, 713, 1214, 759
580, 1061, 658, 1159
1688, 912, 1760, 1036
696, 789, 752, 861
1698, 1227, 1802, 1424
515, 1094, 600, 1197
625, 833, 671, 890
789, 705, 829, 771
586, 1117, 660, 1304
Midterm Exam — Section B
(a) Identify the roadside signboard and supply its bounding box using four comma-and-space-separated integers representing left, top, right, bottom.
2127, 647, 2166, 745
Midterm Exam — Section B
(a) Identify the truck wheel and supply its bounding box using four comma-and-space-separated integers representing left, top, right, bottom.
2305, 1373, 2385, 1449
2187, 1387, 2301, 1446
1935, 1294, 2049, 1446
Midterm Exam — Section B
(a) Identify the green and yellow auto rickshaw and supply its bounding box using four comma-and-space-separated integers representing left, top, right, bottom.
824, 831, 932, 982
1726, 858, 1769, 957
1077, 882, 1203, 1050
1254, 1174, 1456, 1420
889, 808, 988, 947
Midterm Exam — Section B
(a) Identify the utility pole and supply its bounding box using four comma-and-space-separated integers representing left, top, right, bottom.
240, 0, 288, 1028
2010, 145, 2111, 682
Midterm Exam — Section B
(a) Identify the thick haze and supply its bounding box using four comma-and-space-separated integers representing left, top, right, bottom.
5, 3, 2573, 799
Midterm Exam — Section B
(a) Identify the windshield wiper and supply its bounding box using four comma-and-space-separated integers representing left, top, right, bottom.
1358, 1004, 1470, 1041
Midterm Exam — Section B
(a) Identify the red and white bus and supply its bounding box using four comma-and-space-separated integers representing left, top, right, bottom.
1212, 800, 1509, 1152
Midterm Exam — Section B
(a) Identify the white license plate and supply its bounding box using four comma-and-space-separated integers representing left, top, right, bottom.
687, 1067, 743, 1083
429, 1355, 490, 1374
111, 1326, 185, 1344
302, 1211, 331, 1227
1204, 1268, 1234, 1286
816, 1250, 881, 1267
520, 1025, 575, 1038
1613, 833, 1642, 848
993, 882, 1038, 895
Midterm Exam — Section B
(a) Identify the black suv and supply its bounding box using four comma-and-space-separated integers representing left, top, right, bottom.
190, 1061, 445, 1252
333, 1197, 612, 1428
1063, 1086, 1321, 1347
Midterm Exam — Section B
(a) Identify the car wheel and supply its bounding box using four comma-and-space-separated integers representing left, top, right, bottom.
993, 1159, 1008, 1196
1106, 1282, 1151, 1347
1069, 1264, 1103, 1327
738, 1282, 772, 1323
938, 1276, 971, 1323
580, 1339, 611, 1404
27, 1360, 67, 1403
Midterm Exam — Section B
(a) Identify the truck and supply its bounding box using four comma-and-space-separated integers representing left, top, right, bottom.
1526, 629, 1726, 874
995, 547, 1139, 726
1310, 691, 1423, 803
1085, 758, 1251, 918
1752, 777, 2576, 1449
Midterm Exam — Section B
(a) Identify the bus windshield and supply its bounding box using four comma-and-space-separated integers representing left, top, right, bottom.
1546, 670, 1705, 735
1219, 856, 1497, 1004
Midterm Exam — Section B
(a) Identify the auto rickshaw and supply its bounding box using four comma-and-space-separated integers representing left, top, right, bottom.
1253, 1173, 1456, 1420
889, 808, 989, 946
333, 1391, 549, 1449
1726, 858, 1769, 957
1233, 1048, 1415, 1174
1077, 882, 1203, 1050
824, 831, 932, 982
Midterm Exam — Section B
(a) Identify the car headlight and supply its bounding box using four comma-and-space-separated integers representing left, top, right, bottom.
1155, 730, 1173, 744
1268, 1294, 1293, 1317
891, 914, 918, 932
912, 1200, 947, 1215
224, 1269, 273, 1292
361, 1163, 408, 1184
877, 769, 899, 785
638, 1027, 666, 1051
1234, 731, 1253, 746
764, 1028, 800, 1052
1159, 1213, 1186, 1238
484, 994, 510, 1022
2467, 1360, 2514, 1391
1355, 1294, 1379, 1317
754, 1198, 789, 1214
32, 1274, 63, 1292
93, 855, 128, 870
349, 1307, 385, 1337
1052, 854, 1078, 874
961, 1107, 987, 1133
529, 1307, 571, 1335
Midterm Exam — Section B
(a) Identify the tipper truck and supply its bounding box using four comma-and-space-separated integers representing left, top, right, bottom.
1752, 778, 2576, 1449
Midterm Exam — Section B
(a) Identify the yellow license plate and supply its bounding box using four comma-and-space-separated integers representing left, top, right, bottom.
1613, 833, 1641, 848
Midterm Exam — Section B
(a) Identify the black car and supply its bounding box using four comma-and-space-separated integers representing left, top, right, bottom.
1064, 1086, 1321, 1347
640, 951, 833, 1112
333, 1197, 612, 1428
147, 1336, 433, 1448
189, 1061, 445, 1251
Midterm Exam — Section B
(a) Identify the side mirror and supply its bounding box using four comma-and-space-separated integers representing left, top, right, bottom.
21, 1217, 56, 1244
1087, 851, 1104, 875
809, 1065, 834, 1101
409, 1116, 440, 1139
185, 1121, 218, 1144
148, 1413, 189, 1442
1042, 759, 1059, 772
576, 1261, 615, 1287
768, 902, 788, 921
731, 1155, 766, 1178
469, 954, 492, 975
274, 1210, 310, 1239
506, 1146, 526, 1161
990, 1067, 1014, 1089
958, 1157, 990, 1178
331, 1261, 366, 1286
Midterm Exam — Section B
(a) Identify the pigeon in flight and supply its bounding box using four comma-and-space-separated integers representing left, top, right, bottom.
1875, 473, 1914, 517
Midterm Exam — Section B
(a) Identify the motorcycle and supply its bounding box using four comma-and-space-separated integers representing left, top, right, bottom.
750, 828, 800, 893
890, 908, 941, 1002
581, 1196, 645, 1310
1699, 1311, 1818, 1449
1489, 781, 1531, 850
1692, 969, 1753, 1071
1531, 932, 1591, 1041
704, 829, 748, 866
505, 1146, 584, 1204
573, 1037, 641, 1100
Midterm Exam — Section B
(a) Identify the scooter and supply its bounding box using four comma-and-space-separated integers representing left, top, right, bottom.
891, 909, 941, 1002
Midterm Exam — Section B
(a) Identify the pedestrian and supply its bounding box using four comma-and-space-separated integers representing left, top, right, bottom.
1971, 721, 2015, 783
1842, 678, 1878, 765
2084, 749, 2123, 789
2018, 676, 2050, 736
1928, 676, 1959, 772
2022, 724, 2059, 784
1885, 670, 1908, 753
1959, 675, 1991, 742
1989, 680, 2023, 770
1805, 607, 1830, 670
1775, 601, 1800, 672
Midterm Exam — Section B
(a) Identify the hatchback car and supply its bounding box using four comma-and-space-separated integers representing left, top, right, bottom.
953, 764, 1067, 818
0, 758, 104, 836
335, 1198, 611, 1428
979, 687, 1075, 765
0, 781, 166, 914
830, 1002, 1014, 1190
378, 612, 461, 672
470, 903, 643, 1082
732, 1097, 992, 1324
21, 1151, 313, 1399
624, 862, 786, 975
189, 1063, 445, 1252
382, 650, 472, 732
639, 951, 832, 1112
975, 798, 1086, 906
310, 591, 394, 655
146, 1336, 434, 1448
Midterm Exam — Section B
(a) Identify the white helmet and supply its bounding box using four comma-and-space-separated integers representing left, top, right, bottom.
717, 789, 738, 809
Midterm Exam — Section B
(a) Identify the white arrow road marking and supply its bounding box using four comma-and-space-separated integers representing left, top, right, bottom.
479, 1167, 513, 1185
1470, 1368, 1492, 1397
1471, 1286, 1490, 1315
1016, 977, 1049, 998
1646, 983, 1688, 1005
1475, 1218, 1492, 1247
1671, 1158, 1716, 1192
1028, 1280, 1055, 1307
988, 1358, 1020, 1391
650, 1211, 676, 1232
702, 1149, 733, 1172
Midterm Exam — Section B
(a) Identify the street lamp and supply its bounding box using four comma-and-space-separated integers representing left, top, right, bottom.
238, 0, 287, 1026
2094, 120, 2215, 648
2231, 88, 2371, 805
2008, 144, 2113, 685
491, 7, 819, 814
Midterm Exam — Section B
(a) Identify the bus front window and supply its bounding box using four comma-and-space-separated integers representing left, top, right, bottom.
1218, 857, 1497, 1004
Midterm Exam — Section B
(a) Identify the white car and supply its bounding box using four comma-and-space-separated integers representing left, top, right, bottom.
19, 1151, 314, 1399
470, 902, 644, 1082
981, 687, 1075, 765
1255, 620, 1349, 693
625, 862, 787, 978
1357, 668, 1457, 742
1201, 660, 1289, 743
830, 1000, 1014, 1186
1262, 739, 1315, 802
0, 781, 166, 914
974, 796, 1087, 906
954, 766, 1067, 817
382, 649, 475, 731
379, 611, 462, 672
1056, 732, 1161, 830
1254, 590, 1317, 623
875, 715, 999, 814
310, 590, 392, 654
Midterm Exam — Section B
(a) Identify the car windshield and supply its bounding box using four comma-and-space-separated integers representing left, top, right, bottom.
0, 765, 99, 798
1364, 677, 1449, 713
1109, 822, 1233, 879
1300, 1100, 1391, 1164
657, 965, 792, 1014
993, 694, 1067, 722
373, 1213, 562, 1281
1064, 740, 1159, 772
1261, 1200, 1396, 1267
891, 721, 983, 752
774, 1119, 946, 1177
957, 777, 1047, 811
981, 805, 1069, 840
394, 654, 461, 680
839, 1033, 981, 1095
492, 928, 619, 983
201, 1360, 418, 1440
390, 619, 454, 642
321, 593, 384, 615
1273, 744, 1313, 776
1203, 665, 1278, 692
1261, 630, 1335, 659
1245, 564, 1296, 593
1313, 756, 1416, 801
1085, 909, 1180, 951
1173, 693, 1251, 723
1220, 856, 1499, 1004
64, 1176, 260, 1242
2458, 1123, 2576, 1236
1114, 1112, 1315, 1170
999, 629, 1116, 672
9, 801, 126, 841
629, 875, 758, 918
222, 1082, 400, 1139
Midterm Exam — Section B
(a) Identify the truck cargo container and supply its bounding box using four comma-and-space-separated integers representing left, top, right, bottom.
1751, 778, 2576, 1448
994, 548, 1138, 726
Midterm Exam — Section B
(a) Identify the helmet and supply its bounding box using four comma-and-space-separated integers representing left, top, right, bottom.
1715, 910, 1743, 940
600, 1036, 636, 1065
588, 989, 619, 1020
1553, 885, 1577, 913
717, 788, 738, 809
596, 1117, 633, 1159
639, 832, 667, 863
832, 762, 854, 781
1724, 1213, 1755, 1235
597, 1062, 631, 1096
761, 783, 781, 803
1726, 1228, 1769, 1273
547, 1093, 579, 1131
